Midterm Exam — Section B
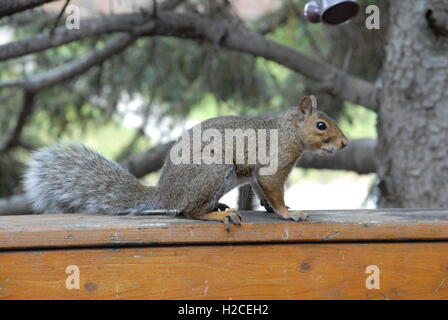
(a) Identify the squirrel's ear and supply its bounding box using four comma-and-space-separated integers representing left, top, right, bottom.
298, 95, 317, 116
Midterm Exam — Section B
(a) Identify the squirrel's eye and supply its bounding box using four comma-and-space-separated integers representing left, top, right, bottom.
316, 121, 327, 131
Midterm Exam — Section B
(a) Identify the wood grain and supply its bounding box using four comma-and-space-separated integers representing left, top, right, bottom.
1, 210, 448, 249
1, 242, 448, 300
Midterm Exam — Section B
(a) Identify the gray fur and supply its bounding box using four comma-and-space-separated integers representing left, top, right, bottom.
24, 144, 160, 214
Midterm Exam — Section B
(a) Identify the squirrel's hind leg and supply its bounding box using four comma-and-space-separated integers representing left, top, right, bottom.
177, 164, 241, 231
190, 209, 242, 232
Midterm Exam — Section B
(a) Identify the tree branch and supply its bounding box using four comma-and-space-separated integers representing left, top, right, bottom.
0, 11, 380, 110
120, 141, 175, 178
49, 0, 70, 37
257, 3, 291, 35
145, 12, 381, 111
0, 0, 184, 62
0, 90, 36, 152
0, 33, 136, 91
0, 14, 140, 62
297, 138, 377, 174
0, 195, 32, 215
0, 0, 60, 19
0, 0, 184, 20
0, 33, 137, 152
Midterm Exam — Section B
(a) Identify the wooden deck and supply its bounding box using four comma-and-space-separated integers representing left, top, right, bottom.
1, 209, 448, 299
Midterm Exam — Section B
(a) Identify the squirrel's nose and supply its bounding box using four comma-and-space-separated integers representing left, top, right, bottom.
340, 140, 348, 149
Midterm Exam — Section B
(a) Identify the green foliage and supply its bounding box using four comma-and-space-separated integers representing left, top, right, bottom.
0, 153, 23, 196
340, 103, 377, 139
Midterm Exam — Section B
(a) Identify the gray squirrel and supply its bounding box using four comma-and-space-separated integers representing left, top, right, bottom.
24, 96, 348, 230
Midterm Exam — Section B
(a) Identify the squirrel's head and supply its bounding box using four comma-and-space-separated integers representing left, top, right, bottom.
296, 95, 348, 155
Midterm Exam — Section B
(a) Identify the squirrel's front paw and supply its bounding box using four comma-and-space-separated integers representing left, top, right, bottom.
283, 211, 308, 222
261, 200, 291, 213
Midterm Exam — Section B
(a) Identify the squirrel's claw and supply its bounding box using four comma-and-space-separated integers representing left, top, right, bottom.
223, 209, 242, 232
286, 211, 308, 222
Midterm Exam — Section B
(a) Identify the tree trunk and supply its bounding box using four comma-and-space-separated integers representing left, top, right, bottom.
238, 185, 255, 211
378, 0, 448, 207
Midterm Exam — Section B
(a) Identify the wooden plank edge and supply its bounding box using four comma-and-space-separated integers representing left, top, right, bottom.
2, 243, 448, 299
1, 220, 448, 250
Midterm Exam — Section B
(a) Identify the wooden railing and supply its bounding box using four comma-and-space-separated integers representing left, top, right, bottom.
1, 209, 448, 299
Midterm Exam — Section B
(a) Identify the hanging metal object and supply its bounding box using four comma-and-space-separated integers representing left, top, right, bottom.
304, 0, 360, 25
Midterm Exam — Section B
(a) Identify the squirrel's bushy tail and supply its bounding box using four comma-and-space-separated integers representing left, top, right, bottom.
24, 144, 157, 214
